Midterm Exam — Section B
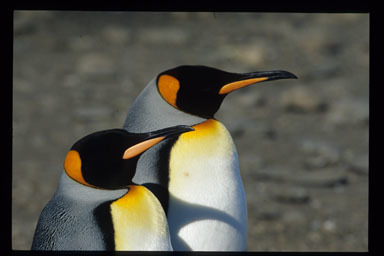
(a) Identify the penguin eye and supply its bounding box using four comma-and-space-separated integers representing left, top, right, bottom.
157, 74, 180, 109
64, 150, 95, 188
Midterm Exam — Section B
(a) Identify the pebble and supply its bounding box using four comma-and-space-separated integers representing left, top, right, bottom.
300, 139, 342, 169
304, 155, 335, 169
322, 219, 337, 232
346, 154, 369, 176
280, 86, 327, 113
310, 218, 337, 233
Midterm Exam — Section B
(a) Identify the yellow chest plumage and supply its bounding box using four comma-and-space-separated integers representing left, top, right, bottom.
169, 119, 235, 199
110, 185, 172, 250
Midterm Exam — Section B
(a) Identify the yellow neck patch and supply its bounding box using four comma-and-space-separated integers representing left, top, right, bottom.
172, 118, 232, 155
110, 185, 170, 250
168, 119, 235, 196
157, 74, 180, 108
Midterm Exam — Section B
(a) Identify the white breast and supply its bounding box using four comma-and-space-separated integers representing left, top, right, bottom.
167, 119, 248, 251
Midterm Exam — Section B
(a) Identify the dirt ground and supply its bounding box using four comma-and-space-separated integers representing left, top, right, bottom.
12, 11, 369, 251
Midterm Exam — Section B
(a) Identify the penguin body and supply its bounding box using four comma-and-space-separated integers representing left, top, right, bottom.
126, 108, 247, 251
32, 126, 193, 251
31, 172, 127, 250
124, 65, 297, 251
167, 119, 247, 250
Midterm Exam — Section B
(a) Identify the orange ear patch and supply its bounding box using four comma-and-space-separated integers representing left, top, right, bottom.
64, 150, 91, 187
157, 75, 180, 108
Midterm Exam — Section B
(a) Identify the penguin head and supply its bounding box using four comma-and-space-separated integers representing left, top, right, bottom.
156, 65, 297, 118
64, 125, 193, 190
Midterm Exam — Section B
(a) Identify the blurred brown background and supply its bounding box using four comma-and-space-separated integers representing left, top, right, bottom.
13, 11, 369, 251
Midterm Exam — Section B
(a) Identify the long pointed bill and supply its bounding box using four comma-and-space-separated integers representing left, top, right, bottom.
219, 70, 297, 95
122, 125, 194, 159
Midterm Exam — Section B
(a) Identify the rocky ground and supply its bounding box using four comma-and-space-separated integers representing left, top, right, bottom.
12, 12, 369, 251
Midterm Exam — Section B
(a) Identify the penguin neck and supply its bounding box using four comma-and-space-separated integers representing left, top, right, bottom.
123, 78, 207, 133
57, 171, 128, 203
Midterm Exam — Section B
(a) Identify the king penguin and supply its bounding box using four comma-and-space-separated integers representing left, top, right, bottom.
123, 65, 297, 251
31, 125, 193, 251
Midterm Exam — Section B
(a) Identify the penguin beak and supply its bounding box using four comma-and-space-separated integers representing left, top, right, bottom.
219, 70, 297, 95
122, 125, 194, 159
